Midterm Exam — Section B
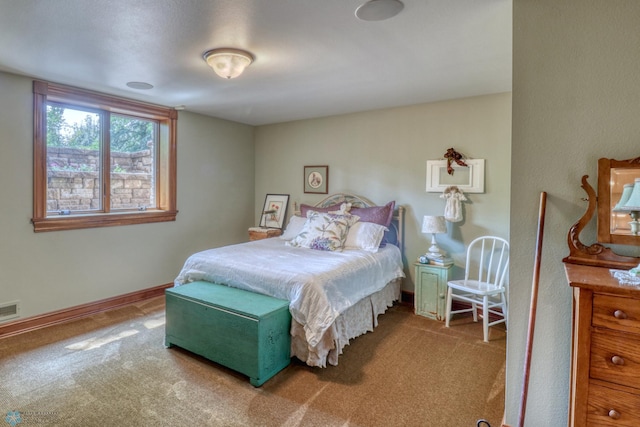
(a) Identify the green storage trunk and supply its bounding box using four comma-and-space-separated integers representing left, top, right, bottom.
165, 281, 291, 387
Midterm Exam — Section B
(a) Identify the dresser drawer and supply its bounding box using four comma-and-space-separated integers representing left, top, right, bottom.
593, 294, 640, 334
587, 382, 640, 426
590, 329, 640, 390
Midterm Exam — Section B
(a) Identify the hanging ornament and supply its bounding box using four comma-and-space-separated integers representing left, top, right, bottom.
443, 148, 468, 175
441, 186, 467, 222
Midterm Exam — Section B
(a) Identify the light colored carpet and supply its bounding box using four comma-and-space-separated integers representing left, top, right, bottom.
0, 297, 505, 427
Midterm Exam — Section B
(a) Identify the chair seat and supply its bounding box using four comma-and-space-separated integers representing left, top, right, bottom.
447, 280, 504, 296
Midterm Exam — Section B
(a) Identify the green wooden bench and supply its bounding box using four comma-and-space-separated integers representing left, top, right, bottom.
165, 281, 291, 386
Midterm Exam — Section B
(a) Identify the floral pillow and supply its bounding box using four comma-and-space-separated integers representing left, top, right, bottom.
288, 211, 359, 251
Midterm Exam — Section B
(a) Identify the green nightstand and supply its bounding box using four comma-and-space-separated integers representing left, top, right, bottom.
414, 262, 453, 321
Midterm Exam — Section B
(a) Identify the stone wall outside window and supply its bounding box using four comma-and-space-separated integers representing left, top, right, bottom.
46, 147, 153, 212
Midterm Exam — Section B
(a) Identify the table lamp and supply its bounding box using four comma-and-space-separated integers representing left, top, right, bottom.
421, 215, 447, 258
612, 178, 640, 235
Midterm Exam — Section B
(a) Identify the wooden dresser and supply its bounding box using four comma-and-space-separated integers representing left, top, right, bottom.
565, 263, 640, 426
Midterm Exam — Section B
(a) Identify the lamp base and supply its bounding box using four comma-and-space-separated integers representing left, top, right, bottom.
426, 245, 445, 259
426, 233, 446, 259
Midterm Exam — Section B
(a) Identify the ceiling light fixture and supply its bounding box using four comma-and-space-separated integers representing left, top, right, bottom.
355, 0, 404, 21
126, 81, 153, 90
203, 48, 254, 79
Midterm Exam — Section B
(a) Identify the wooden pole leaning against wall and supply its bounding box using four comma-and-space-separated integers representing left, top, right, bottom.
517, 191, 548, 427
476, 192, 548, 427
494, 192, 547, 427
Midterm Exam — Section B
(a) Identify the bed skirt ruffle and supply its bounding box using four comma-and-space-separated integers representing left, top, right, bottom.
290, 278, 401, 367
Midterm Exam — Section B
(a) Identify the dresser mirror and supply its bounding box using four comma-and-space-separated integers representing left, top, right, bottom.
564, 156, 640, 269
597, 157, 640, 245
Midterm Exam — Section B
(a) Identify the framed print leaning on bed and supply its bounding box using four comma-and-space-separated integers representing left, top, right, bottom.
259, 194, 289, 229
304, 165, 329, 194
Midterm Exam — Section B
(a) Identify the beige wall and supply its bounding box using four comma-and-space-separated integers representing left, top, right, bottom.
1, 73, 510, 323
0, 71, 255, 319
508, 1, 640, 425
254, 93, 512, 288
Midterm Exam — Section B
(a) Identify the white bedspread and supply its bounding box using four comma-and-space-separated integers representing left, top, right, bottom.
174, 238, 405, 348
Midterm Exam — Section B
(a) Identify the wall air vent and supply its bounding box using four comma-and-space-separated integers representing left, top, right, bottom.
0, 301, 19, 322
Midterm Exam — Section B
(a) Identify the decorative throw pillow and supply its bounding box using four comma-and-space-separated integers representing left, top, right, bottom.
299, 203, 341, 217
344, 222, 388, 252
349, 201, 395, 246
349, 201, 395, 227
279, 215, 307, 240
288, 211, 359, 251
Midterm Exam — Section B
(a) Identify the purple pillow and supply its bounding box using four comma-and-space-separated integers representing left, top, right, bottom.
299, 203, 341, 217
350, 201, 395, 227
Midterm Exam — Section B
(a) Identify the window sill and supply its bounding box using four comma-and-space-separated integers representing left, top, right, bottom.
32, 210, 178, 232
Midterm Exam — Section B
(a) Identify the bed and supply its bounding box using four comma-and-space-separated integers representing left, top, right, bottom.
174, 193, 406, 367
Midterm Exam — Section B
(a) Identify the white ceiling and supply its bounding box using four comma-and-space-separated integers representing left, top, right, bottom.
0, 0, 512, 126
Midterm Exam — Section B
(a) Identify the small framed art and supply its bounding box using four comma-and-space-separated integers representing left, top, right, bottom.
259, 194, 289, 229
304, 165, 329, 194
426, 158, 485, 193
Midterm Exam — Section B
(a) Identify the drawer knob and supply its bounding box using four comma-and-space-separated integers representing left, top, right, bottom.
614, 309, 628, 320
611, 355, 625, 366
608, 409, 621, 420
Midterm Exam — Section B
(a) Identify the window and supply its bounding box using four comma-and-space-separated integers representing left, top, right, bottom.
32, 81, 177, 232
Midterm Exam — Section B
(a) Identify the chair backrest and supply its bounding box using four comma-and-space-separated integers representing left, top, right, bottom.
464, 236, 510, 289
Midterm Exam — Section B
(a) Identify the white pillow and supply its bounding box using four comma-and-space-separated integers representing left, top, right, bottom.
344, 222, 388, 252
279, 215, 307, 240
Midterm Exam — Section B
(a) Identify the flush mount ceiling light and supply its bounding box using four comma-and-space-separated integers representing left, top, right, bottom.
203, 48, 254, 79
355, 0, 404, 21
126, 81, 154, 90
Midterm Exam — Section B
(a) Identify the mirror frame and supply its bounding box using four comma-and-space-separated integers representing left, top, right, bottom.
597, 157, 640, 245
563, 157, 640, 269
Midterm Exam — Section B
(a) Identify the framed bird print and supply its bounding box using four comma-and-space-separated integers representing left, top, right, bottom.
304, 165, 328, 194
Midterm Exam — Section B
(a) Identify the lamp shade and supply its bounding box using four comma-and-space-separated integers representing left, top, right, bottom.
613, 183, 635, 211
421, 215, 447, 234
203, 48, 254, 79
618, 178, 640, 211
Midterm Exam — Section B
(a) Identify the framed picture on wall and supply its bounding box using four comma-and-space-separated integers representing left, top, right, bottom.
304, 165, 329, 194
259, 194, 289, 229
